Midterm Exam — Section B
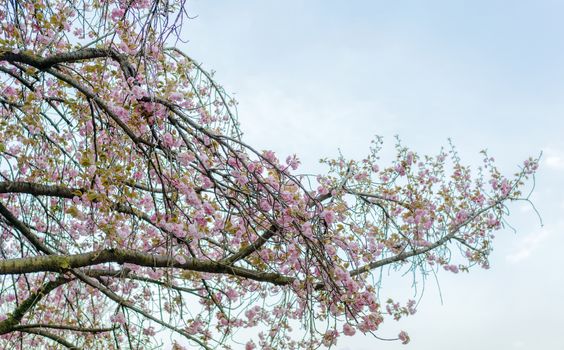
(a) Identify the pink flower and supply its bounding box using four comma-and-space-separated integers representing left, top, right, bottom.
260, 199, 272, 211
169, 92, 184, 102
163, 132, 175, 148
325, 244, 337, 257
398, 330, 410, 344
406, 151, 414, 165
301, 222, 313, 239
143, 326, 156, 336
203, 202, 215, 215
247, 162, 256, 173
225, 288, 238, 301
500, 179, 511, 196
131, 86, 147, 99
2, 86, 17, 98
322, 330, 339, 347
175, 255, 186, 265
407, 299, 417, 315
245, 341, 256, 350
395, 164, 406, 176
117, 226, 130, 239
320, 210, 335, 224
343, 323, 356, 336
285, 154, 301, 170
262, 150, 278, 164
487, 216, 500, 228
354, 172, 368, 181
147, 269, 162, 280
245, 306, 259, 323
111, 8, 125, 21
111, 312, 126, 325
455, 209, 469, 224
317, 185, 330, 196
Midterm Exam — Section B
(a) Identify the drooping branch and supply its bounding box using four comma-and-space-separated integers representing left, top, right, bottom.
350, 232, 455, 277
0, 48, 151, 147
19, 328, 80, 349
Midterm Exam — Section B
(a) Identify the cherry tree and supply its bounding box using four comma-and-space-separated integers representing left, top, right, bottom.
0, 1, 538, 349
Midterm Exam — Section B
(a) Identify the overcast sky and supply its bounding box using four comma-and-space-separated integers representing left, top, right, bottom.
181, 1, 564, 349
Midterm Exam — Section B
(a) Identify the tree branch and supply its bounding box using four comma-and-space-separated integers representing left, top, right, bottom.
13, 323, 117, 333
0, 181, 78, 198
0, 276, 72, 335
0, 47, 130, 72
0, 249, 294, 286
20, 328, 80, 349
222, 225, 278, 265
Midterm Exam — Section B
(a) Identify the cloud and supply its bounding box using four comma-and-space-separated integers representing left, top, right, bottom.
235, 78, 400, 172
512, 340, 526, 349
543, 147, 564, 170
506, 229, 550, 264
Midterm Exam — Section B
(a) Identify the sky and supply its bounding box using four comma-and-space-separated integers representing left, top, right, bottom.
181, 1, 564, 349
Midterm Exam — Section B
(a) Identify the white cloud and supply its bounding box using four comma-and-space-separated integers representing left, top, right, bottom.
235, 79, 400, 172
512, 340, 526, 349
543, 147, 564, 170
506, 229, 550, 264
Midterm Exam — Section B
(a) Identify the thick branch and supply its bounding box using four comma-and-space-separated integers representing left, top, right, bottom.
0, 181, 155, 226
0, 181, 78, 198
0, 47, 126, 70
13, 324, 118, 333
0, 249, 293, 286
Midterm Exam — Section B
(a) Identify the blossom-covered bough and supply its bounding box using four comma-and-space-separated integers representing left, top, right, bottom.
0, 1, 539, 349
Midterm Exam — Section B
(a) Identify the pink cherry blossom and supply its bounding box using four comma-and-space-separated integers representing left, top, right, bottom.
398, 330, 410, 344
343, 323, 356, 336
0, 2, 538, 349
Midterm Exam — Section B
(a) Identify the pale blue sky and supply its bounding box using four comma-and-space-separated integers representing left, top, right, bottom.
182, 1, 564, 349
